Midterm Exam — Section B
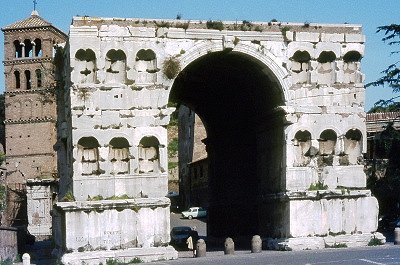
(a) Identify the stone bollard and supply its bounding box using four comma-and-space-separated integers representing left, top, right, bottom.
224, 237, 235, 255
395, 227, 400, 245
251, 235, 262, 253
196, 239, 206, 257
22, 253, 31, 265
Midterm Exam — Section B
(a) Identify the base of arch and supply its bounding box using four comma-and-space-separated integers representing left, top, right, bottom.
265, 232, 386, 251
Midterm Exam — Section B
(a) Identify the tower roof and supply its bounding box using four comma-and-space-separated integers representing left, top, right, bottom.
2, 12, 52, 31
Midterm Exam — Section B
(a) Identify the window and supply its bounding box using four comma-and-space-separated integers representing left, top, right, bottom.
25, 70, 31, 90
34, 38, 42, 57
14, 40, 22, 58
24, 39, 33, 58
14, 71, 20, 88
35, 69, 42, 88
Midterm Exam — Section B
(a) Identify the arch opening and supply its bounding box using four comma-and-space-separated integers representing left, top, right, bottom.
169, 51, 285, 240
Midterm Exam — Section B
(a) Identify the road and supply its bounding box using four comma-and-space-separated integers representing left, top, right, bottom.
169, 213, 400, 265
159, 245, 400, 265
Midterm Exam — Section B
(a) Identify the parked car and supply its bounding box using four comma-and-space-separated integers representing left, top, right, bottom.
170, 226, 192, 246
181, 207, 207, 219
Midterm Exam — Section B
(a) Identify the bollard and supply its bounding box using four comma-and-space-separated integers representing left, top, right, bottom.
395, 227, 400, 245
224, 237, 235, 255
251, 235, 262, 253
196, 239, 206, 257
22, 253, 30, 265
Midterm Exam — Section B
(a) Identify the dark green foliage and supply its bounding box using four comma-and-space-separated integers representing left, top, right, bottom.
367, 122, 400, 214
309, 182, 328, 190
162, 57, 181, 79
368, 237, 384, 246
168, 138, 178, 156
206, 20, 224, 31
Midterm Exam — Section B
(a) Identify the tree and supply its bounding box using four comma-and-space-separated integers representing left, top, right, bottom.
367, 24, 400, 112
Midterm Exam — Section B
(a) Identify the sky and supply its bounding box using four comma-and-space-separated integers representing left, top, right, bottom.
0, 0, 399, 111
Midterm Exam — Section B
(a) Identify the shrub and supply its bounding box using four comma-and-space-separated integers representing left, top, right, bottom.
309, 182, 328, 190
368, 237, 384, 246
206, 20, 224, 31
162, 56, 181, 79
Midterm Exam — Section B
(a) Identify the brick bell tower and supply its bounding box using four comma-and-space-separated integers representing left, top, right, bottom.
1, 9, 67, 232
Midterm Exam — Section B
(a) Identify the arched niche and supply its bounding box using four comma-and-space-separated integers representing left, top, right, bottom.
318, 129, 337, 166
343, 51, 362, 84
293, 130, 312, 166
317, 51, 337, 85
138, 136, 160, 174
75, 49, 96, 83
290, 50, 311, 84
342, 129, 362, 165
105, 49, 126, 84
109, 137, 130, 175
77, 137, 101, 176
136, 49, 157, 84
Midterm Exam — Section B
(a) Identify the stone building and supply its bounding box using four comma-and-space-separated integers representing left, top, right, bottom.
51, 16, 382, 264
1, 10, 67, 238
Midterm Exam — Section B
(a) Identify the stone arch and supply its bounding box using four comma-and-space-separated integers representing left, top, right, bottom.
105, 49, 127, 84
77, 137, 101, 176
138, 136, 160, 174
170, 42, 288, 238
178, 41, 290, 102
109, 137, 130, 175
136, 49, 157, 84
75, 49, 97, 83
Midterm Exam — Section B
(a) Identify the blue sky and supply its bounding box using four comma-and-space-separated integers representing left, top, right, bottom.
1, 0, 399, 110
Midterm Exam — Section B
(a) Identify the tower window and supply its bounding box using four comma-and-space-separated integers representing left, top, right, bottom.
14, 71, 21, 89
14, 40, 22, 58
36, 69, 42, 88
25, 70, 31, 90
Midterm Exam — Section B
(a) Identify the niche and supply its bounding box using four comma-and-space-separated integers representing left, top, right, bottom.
136, 49, 157, 84
342, 129, 362, 165
77, 137, 101, 176
105, 49, 126, 84
109, 137, 130, 175
138, 136, 160, 174
293, 130, 312, 166
290, 50, 311, 84
75, 49, 96, 83
318, 129, 337, 166
317, 51, 336, 85
343, 51, 362, 84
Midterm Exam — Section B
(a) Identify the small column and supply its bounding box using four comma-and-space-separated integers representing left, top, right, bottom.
394, 227, 400, 245
21, 43, 25, 58
251, 235, 262, 253
196, 239, 206, 257
224, 237, 234, 255
31, 42, 36, 57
